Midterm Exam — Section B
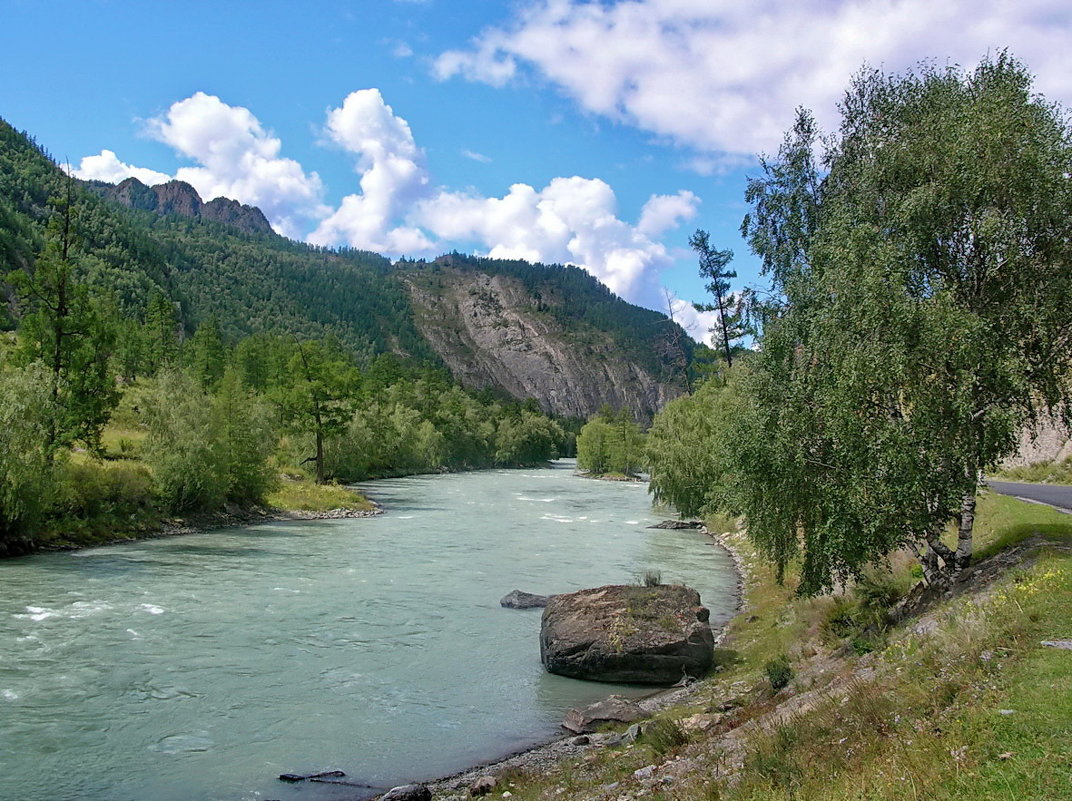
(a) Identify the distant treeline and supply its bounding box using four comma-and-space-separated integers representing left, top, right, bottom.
0, 302, 567, 555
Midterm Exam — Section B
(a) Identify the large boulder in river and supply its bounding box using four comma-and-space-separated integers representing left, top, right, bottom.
540, 584, 713, 684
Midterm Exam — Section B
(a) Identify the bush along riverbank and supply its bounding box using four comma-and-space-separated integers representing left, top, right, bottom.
22, 465, 380, 555
418, 490, 1072, 801
1, 342, 569, 557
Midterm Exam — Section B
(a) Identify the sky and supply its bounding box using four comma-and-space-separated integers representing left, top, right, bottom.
2, 0, 1071, 343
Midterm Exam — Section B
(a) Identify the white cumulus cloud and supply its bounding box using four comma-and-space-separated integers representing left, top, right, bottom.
310, 89, 435, 253
435, 0, 1072, 159
666, 293, 722, 348
146, 92, 327, 237
72, 149, 171, 186
310, 88, 699, 304
418, 176, 693, 301
74, 87, 705, 331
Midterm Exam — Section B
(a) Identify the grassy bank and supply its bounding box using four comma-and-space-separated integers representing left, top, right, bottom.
994, 456, 1072, 485
266, 475, 376, 513
441, 490, 1072, 801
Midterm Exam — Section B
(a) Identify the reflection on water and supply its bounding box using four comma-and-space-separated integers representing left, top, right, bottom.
0, 460, 736, 801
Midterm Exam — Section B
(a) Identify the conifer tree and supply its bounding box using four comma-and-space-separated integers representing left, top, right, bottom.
9, 175, 117, 453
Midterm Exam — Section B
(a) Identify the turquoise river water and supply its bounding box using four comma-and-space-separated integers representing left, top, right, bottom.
0, 461, 737, 801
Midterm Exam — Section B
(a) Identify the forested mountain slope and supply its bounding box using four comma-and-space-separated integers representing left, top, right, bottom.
0, 118, 695, 418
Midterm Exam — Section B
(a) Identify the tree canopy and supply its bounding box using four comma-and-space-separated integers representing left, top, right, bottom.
729, 54, 1072, 593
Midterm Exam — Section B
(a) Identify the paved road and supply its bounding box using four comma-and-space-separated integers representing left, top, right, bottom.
986, 479, 1072, 514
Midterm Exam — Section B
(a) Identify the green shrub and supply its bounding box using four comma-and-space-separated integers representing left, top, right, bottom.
640, 718, 690, 755
0, 364, 57, 551
765, 654, 794, 691
142, 369, 228, 513
54, 460, 155, 520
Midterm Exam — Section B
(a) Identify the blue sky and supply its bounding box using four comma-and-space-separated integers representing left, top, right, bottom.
2, 0, 1070, 341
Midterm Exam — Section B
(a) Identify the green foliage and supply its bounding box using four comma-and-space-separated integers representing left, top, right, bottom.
322, 377, 562, 481
140, 364, 278, 511
212, 367, 278, 504
732, 55, 1072, 593
577, 407, 646, 477
994, 457, 1072, 485
764, 654, 794, 691
646, 374, 742, 518
142, 368, 228, 512
0, 363, 57, 552
576, 417, 613, 475
690, 229, 746, 367
8, 184, 119, 453
273, 338, 360, 483
144, 290, 179, 371
494, 411, 564, 466
52, 459, 154, 523
639, 718, 690, 756
187, 317, 226, 388
822, 569, 907, 654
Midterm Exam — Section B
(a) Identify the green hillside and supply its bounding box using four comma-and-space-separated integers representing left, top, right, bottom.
0, 117, 699, 404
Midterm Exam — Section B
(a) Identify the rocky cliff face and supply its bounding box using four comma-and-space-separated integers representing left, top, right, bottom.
402, 268, 680, 420
1003, 414, 1072, 468
101, 178, 273, 235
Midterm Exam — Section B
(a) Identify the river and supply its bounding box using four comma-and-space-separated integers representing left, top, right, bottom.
0, 461, 737, 801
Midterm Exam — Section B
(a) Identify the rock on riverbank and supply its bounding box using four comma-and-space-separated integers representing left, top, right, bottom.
540, 584, 714, 684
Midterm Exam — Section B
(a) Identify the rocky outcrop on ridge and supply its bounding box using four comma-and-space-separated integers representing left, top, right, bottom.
101, 177, 273, 235
540, 584, 714, 684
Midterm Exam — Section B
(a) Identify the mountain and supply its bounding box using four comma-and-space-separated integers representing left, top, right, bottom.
0, 118, 698, 420
98, 177, 274, 235
402, 256, 683, 418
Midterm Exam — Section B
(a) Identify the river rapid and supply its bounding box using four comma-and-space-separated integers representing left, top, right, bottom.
0, 461, 737, 801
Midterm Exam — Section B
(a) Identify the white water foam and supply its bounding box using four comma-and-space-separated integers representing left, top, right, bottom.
2, 689, 18, 701
139, 604, 165, 615
15, 600, 111, 622
16, 606, 57, 622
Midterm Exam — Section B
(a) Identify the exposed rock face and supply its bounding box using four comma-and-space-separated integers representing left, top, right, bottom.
111, 176, 158, 210
402, 269, 680, 421
500, 589, 551, 608
1003, 413, 1072, 468
202, 196, 273, 234
100, 178, 273, 235
540, 584, 714, 685
468, 775, 498, 796
153, 180, 203, 217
